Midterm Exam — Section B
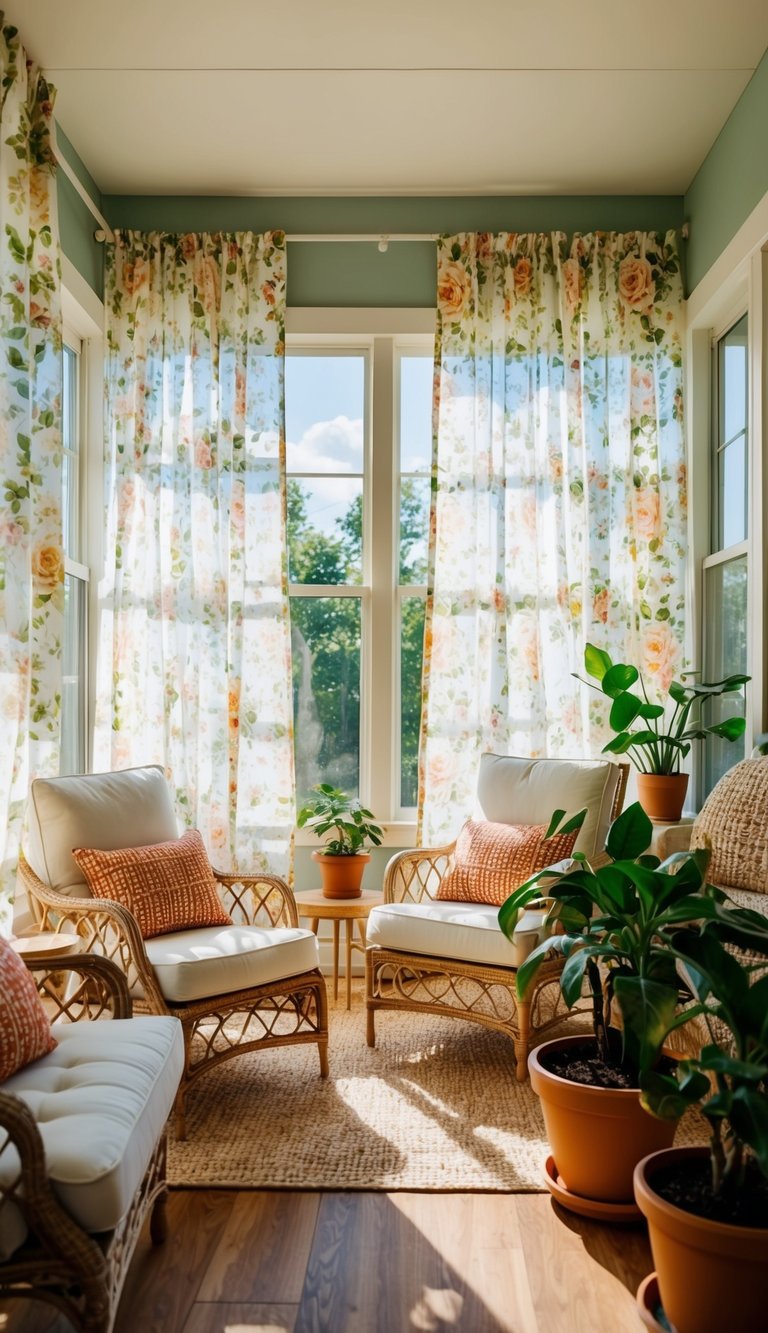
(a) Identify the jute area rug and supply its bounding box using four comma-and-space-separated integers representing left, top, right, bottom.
168, 991, 705, 1192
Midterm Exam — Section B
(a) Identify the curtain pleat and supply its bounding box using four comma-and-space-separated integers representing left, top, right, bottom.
96, 230, 295, 876
419, 230, 687, 845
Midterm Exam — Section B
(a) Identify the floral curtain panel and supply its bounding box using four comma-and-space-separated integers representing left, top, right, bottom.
0, 19, 62, 928
96, 230, 295, 876
419, 230, 686, 845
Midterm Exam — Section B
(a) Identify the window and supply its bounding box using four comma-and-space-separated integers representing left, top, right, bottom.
60, 332, 89, 775
286, 329, 433, 821
701, 313, 749, 797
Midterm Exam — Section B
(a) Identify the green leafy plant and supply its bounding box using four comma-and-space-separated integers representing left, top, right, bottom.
498, 801, 758, 1084
640, 925, 768, 1202
297, 784, 383, 856
577, 642, 749, 775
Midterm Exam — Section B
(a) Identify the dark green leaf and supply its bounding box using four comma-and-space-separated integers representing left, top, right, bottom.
605, 802, 653, 861
601, 732, 635, 754
730, 1087, 768, 1176
602, 663, 640, 698
614, 976, 679, 1071
706, 717, 747, 741
543, 809, 566, 839
609, 691, 644, 730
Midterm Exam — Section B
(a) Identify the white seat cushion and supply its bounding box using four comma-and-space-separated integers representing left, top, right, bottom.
0, 1016, 183, 1258
145, 925, 320, 1003
366, 900, 520, 969
476, 754, 621, 859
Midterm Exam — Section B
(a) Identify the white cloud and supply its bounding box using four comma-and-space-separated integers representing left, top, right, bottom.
287, 415, 363, 474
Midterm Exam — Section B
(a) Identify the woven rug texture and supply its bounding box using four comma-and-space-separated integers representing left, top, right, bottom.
168, 993, 706, 1191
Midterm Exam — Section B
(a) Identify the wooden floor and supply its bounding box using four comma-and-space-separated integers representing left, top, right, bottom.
1, 1187, 652, 1333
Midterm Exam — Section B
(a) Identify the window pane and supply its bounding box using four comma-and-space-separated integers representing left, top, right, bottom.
400, 354, 433, 474
719, 314, 748, 444
719, 436, 747, 549
702, 555, 748, 796
286, 354, 365, 473
399, 476, 430, 584
400, 596, 426, 809
288, 478, 363, 584
62, 344, 79, 560
291, 596, 361, 802
60, 573, 86, 775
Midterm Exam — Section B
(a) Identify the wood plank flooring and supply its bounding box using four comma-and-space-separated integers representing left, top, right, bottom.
0, 1188, 653, 1333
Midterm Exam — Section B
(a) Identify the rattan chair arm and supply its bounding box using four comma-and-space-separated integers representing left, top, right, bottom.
383, 842, 457, 903
25, 953, 133, 1019
0, 1089, 107, 1273
17, 855, 162, 1006
213, 869, 299, 927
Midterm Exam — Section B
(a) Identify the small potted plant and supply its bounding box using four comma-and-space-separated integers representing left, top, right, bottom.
633, 919, 768, 1333
498, 800, 737, 1216
577, 642, 749, 821
297, 784, 383, 899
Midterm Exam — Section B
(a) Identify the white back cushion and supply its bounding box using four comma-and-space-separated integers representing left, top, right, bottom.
476, 754, 621, 859
27, 766, 178, 897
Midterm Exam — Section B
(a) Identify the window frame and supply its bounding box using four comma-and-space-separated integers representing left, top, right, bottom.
285, 308, 435, 843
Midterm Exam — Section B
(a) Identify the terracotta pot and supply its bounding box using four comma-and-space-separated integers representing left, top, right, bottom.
636, 772, 689, 823
312, 850, 370, 899
528, 1035, 678, 1204
634, 1146, 768, 1333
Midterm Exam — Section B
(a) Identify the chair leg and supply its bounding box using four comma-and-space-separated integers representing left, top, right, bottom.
366, 1004, 376, 1047
365, 950, 376, 1046
174, 1081, 188, 1140
315, 975, 330, 1078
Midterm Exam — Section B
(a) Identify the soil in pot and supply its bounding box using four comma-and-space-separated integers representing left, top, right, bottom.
649, 1153, 768, 1228
540, 1034, 676, 1091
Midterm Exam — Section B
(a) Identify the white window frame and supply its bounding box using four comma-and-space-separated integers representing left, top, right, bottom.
686, 218, 768, 805
61, 258, 104, 774
286, 308, 435, 845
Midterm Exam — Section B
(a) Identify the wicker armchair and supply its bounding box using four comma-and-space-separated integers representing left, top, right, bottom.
366, 755, 628, 1079
0, 953, 181, 1333
20, 766, 329, 1138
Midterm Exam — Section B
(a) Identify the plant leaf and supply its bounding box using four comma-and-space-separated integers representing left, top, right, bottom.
584, 643, 613, 682
614, 975, 679, 1072
609, 691, 644, 730
706, 717, 747, 741
605, 802, 653, 861
602, 663, 640, 698
729, 1086, 768, 1176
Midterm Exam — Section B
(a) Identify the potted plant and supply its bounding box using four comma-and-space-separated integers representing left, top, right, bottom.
498, 800, 735, 1216
297, 784, 383, 899
577, 642, 749, 821
633, 919, 768, 1333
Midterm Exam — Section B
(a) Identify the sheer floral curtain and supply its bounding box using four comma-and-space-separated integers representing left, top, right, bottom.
95, 230, 295, 876
0, 19, 62, 929
419, 230, 686, 845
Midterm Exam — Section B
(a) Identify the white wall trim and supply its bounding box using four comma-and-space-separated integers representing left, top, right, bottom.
61, 256, 104, 337
687, 189, 768, 330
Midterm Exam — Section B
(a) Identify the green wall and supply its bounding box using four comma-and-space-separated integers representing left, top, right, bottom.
685, 46, 768, 293
102, 194, 683, 308
56, 126, 105, 300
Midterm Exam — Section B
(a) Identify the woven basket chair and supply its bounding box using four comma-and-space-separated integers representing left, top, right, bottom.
366, 756, 629, 1080
20, 767, 329, 1138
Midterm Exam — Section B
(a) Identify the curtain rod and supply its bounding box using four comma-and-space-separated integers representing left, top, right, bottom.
56, 160, 691, 248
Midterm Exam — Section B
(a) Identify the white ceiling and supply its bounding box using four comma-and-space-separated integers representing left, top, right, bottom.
13, 0, 768, 197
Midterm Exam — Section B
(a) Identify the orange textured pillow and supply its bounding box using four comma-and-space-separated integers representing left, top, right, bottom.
0, 936, 57, 1082
72, 829, 232, 939
436, 819, 579, 906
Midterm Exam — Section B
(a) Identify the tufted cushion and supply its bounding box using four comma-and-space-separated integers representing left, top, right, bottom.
145, 924, 321, 1002
366, 900, 522, 968
0, 1015, 183, 1259
691, 757, 768, 894
0, 938, 56, 1083
72, 830, 232, 939
436, 819, 579, 905
27, 766, 178, 898
476, 754, 621, 860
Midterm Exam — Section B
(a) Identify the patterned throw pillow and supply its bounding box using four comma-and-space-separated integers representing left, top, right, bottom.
0, 936, 57, 1082
436, 819, 579, 906
72, 829, 233, 939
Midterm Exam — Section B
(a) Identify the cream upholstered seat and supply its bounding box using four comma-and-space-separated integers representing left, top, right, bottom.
19, 766, 329, 1137
0, 953, 181, 1333
365, 754, 628, 1079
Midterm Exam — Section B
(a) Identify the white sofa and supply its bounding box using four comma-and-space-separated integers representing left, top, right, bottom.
0, 953, 183, 1333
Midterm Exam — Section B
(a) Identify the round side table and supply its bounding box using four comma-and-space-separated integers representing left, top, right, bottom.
296, 889, 383, 1010
10, 931, 83, 962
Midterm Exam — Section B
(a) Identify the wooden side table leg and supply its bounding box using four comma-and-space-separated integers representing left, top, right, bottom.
332, 919, 340, 1003
345, 917, 353, 1010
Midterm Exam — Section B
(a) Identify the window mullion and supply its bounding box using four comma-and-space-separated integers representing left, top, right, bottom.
367, 337, 396, 820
